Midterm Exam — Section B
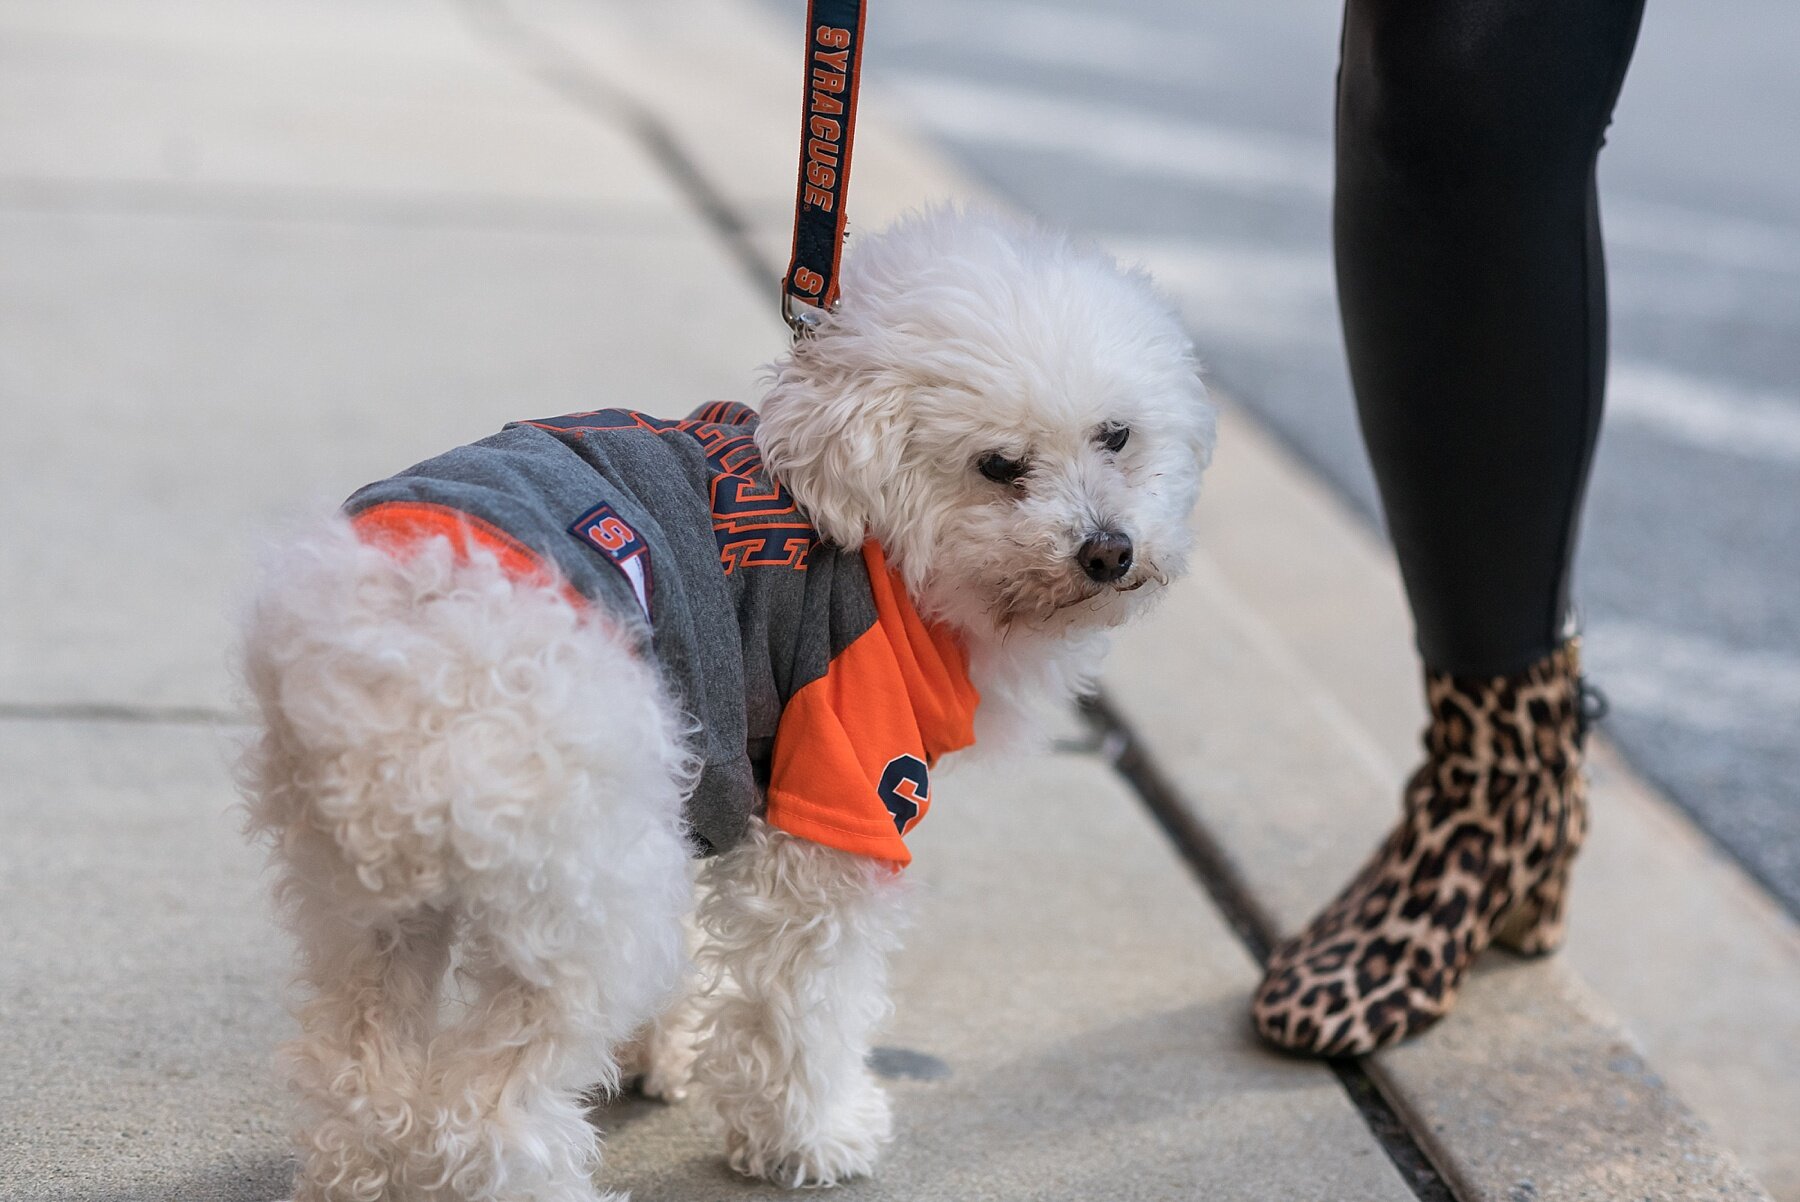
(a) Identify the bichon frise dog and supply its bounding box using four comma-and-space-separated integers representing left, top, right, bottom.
240, 208, 1213, 1202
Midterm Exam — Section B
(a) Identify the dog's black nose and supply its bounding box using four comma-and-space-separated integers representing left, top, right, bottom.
1077, 531, 1134, 583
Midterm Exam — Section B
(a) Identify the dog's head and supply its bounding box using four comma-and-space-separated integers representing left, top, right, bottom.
757, 208, 1213, 643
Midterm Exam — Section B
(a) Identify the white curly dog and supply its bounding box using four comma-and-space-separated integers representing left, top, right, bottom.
241, 208, 1213, 1202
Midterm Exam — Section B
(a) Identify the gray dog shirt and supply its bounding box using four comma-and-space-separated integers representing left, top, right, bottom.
345, 402, 980, 865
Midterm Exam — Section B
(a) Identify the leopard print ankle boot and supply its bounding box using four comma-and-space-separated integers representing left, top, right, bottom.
1251, 642, 1591, 1057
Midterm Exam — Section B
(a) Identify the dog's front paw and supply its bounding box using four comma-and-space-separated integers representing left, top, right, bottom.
723, 1080, 892, 1188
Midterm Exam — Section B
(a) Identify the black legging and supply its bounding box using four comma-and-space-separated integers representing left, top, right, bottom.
1336, 0, 1647, 677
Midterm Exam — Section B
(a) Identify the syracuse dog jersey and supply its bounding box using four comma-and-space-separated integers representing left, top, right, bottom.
343, 401, 979, 866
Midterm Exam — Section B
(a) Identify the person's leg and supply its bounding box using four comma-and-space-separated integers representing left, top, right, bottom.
1253, 0, 1645, 1056
1337, 0, 1645, 675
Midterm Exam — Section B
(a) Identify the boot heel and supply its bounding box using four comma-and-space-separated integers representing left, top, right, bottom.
1493, 853, 1575, 957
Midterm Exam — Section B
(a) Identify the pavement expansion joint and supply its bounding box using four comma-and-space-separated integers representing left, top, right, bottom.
0, 701, 247, 726
1077, 689, 1460, 1202
0, 175, 683, 236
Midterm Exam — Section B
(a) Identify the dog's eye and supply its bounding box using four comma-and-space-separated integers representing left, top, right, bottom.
977, 453, 1028, 486
1098, 423, 1131, 453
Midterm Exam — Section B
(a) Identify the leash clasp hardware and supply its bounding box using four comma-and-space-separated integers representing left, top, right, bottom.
783, 292, 829, 338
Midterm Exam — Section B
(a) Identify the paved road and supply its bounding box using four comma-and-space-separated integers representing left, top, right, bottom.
824, 0, 1800, 914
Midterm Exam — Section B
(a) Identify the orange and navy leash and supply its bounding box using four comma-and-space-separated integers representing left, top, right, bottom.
782, 0, 867, 337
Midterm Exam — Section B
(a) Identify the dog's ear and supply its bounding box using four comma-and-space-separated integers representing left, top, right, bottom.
755, 347, 911, 551
1179, 368, 1218, 468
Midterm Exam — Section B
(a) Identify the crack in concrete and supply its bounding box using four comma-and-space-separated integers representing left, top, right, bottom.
0, 175, 699, 235
0, 701, 245, 726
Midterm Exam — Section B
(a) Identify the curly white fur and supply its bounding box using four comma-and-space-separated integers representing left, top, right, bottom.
616, 904, 703, 1104
241, 206, 1211, 1200
242, 522, 695, 1202
757, 206, 1213, 744
692, 821, 906, 1187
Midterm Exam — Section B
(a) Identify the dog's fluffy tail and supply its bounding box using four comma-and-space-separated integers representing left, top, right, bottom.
237, 513, 696, 993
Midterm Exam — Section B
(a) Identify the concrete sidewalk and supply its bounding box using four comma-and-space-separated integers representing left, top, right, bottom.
0, 1, 1792, 1199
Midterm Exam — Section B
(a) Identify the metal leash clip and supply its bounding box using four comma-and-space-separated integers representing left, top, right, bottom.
783, 291, 829, 338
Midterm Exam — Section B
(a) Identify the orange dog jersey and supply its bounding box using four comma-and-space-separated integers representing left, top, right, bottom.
345, 402, 979, 867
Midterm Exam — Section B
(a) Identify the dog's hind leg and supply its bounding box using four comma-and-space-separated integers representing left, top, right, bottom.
280, 894, 453, 1202
246, 717, 454, 1202
693, 820, 907, 1187
415, 745, 692, 1202
390, 586, 692, 1202
239, 525, 467, 1202
418, 936, 656, 1202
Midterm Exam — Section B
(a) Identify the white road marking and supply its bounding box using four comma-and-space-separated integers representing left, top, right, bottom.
1114, 239, 1800, 469
1105, 236, 1338, 351
1606, 199, 1800, 276
891, 74, 1800, 276
1586, 620, 1800, 744
1609, 363, 1800, 467
891, 72, 1800, 467
891, 72, 1331, 200
884, 1, 1222, 76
